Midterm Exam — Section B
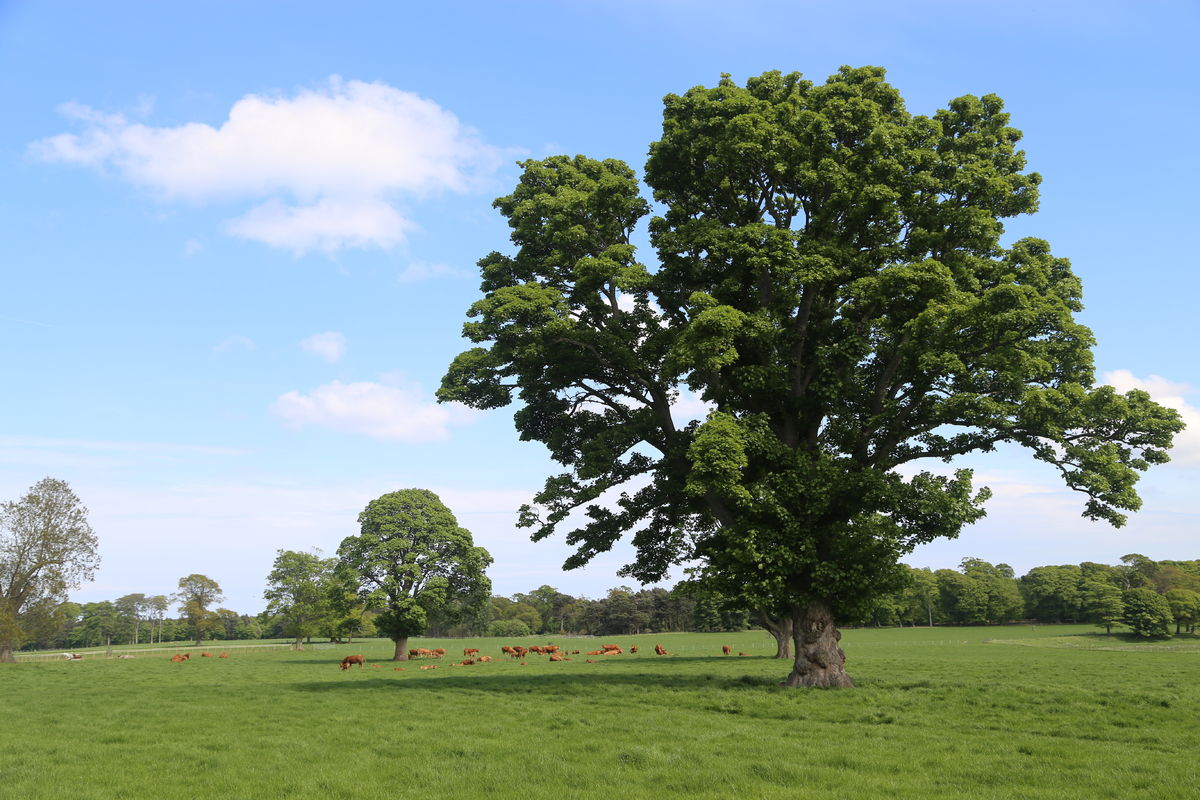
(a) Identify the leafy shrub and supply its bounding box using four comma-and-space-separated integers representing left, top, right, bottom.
487, 619, 531, 638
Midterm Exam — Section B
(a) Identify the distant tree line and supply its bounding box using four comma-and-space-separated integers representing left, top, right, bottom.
20, 552, 1200, 652
852, 554, 1200, 638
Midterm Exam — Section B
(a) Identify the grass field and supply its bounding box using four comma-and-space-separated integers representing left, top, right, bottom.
3, 626, 1197, 799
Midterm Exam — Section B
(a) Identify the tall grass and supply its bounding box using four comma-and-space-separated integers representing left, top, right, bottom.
2, 627, 1196, 799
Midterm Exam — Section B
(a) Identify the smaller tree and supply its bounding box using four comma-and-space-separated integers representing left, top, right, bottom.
264, 549, 336, 649
338, 489, 492, 660
145, 595, 169, 644
0, 477, 100, 662
76, 601, 121, 651
1081, 580, 1124, 634
175, 574, 224, 646
114, 593, 147, 645
1121, 588, 1173, 638
1163, 589, 1200, 634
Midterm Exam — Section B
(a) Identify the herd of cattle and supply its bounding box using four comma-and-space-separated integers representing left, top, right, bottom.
168, 651, 229, 662
336, 642, 751, 671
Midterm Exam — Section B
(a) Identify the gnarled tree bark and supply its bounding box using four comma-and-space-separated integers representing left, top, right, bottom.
783, 601, 853, 688
756, 608, 794, 659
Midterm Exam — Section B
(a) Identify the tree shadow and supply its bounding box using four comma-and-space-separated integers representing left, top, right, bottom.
291, 659, 783, 695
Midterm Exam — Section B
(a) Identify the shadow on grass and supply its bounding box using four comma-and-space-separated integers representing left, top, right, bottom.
291, 662, 787, 695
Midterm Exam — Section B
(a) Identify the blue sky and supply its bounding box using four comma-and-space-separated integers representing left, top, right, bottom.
2, 1, 1197, 613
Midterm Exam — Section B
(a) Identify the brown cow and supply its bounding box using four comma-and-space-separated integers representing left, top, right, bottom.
340, 654, 365, 670
169, 654, 187, 663
432, 648, 446, 658
587, 650, 604, 656
463, 648, 480, 657
654, 644, 668, 655
549, 653, 568, 662
501, 645, 516, 658
478, 655, 493, 663
738, 652, 750, 656
722, 645, 731, 656
201, 652, 213, 657
629, 645, 638, 654
218, 652, 229, 658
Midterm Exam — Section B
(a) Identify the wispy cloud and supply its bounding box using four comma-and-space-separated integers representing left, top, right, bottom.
213, 335, 255, 353
271, 377, 480, 442
397, 261, 467, 283
300, 331, 346, 364
33, 77, 508, 255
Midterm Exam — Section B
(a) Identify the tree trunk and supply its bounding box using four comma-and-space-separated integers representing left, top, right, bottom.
392, 637, 409, 661
0, 640, 14, 663
756, 608, 794, 659
783, 601, 853, 688
293, 636, 303, 650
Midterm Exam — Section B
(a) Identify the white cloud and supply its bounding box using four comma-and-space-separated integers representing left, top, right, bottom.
183, 238, 203, 257
271, 378, 479, 442
397, 261, 467, 283
1103, 370, 1200, 467
226, 197, 412, 255
33, 77, 506, 254
299, 331, 346, 364
213, 334, 254, 352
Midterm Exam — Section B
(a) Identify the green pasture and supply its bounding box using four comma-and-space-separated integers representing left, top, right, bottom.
3, 627, 1197, 799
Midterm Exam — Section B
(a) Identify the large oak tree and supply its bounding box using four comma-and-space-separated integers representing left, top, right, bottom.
439, 67, 1183, 686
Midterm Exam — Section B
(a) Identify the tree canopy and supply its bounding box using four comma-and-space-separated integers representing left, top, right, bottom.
263, 549, 336, 649
175, 574, 224, 646
0, 477, 100, 662
439, 66, 1183, 687
338, 489, 492, 660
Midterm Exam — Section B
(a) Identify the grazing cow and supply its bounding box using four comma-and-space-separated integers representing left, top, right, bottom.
219, 652, 229, 658
654, 644, 668, 655
722, 645, 731, 656
463, 648, 480, 657
512, 646, 528, 659
501, 645, 516, 658
340, 654, 366, 670
544, 645, 560, 654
